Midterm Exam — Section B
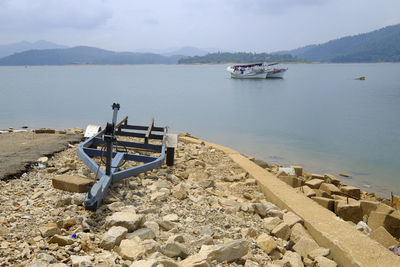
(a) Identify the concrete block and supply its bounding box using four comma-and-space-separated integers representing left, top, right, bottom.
370, 226, 399, 248
271, 222, 291, 240
293, 237, 319, 259
360, 200, 379, 217
376, 203, 395, 215
335, 202, 362, 224
340, 185, 361, 200
386, 210, 400, 238
295, 185, 316, 198
290, 165, 303, 177
320, 183, 341, 195
367, 210, 400, 238
368, 211, 388, 231
52, 175, 94, 193
324, 174, 341, 186
311, 173, 325, 180
305, 179, 324, 189
279, 175, 304, 188
392, 194, 400, 210
312, 197, 335, 212
314, 189, 332, 199
283, 211, 304, 227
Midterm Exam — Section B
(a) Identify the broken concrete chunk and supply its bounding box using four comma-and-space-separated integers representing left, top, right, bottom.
52, 175, 94, 193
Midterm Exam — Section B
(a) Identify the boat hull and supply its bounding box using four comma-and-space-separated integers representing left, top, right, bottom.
266, 68, 287, 78
230, 72, 266, 79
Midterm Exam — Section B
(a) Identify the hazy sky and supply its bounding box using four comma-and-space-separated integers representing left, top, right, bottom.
0, 0, 399, 52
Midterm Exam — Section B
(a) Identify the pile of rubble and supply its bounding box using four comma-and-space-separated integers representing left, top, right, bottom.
270, 164, 400, 251
0, 135, 339, 266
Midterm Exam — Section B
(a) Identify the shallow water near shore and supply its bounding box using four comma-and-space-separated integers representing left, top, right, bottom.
1, 63, 400, 197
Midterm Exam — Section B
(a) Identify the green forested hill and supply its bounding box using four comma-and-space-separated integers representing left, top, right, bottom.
0, 46, 182, 65
284, 24, 400, 62
178, 52, 299, 64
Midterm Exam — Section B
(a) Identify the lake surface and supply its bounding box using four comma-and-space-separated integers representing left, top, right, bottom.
1, 63, 400, 197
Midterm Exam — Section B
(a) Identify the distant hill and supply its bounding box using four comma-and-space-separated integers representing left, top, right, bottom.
0, 46, 183, 66
178, 52, 299, 64
163, 46, 209, 57
279, 24, 400, 62
135, 46, 210, 57
0, 40, 68, 58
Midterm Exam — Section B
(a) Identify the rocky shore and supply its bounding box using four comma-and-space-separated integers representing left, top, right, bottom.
0, 129, 398, 266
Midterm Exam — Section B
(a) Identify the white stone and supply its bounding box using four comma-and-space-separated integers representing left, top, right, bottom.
163, 214, 179, 222
126, 228, 156, 240
314, 256, 337, 267
282, 251, 304, 267
100, 226, 128, 250
70, 255, 93, 267
118, 238, 146, 261
161, 242, 189, 259
105, 212, 144, 231
129, 259, 159, 267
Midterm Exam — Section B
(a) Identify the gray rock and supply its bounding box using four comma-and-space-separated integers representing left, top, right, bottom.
282, 251, 304, 267
26, 260, 49, 267
161, 242, 189, 259
149, 180, 170, 191
39, 222, 61, 238
314, 256, 337, 267
126, 228, 156, 240
143, 221, 160, 237
254, 203, 268, 217
158, 220, 176, 231
167, 234, 185, 244
141, 239, 161, 255
130, 259, 159, 267
48, 235, 73, 246
105, 212, 144, 231
118, 238, 146, 261
200, 239, 248, 262
100, 226, 128, 250
70, 255, 93, 267
163, 214, 179, 222
37, 253, 57, 264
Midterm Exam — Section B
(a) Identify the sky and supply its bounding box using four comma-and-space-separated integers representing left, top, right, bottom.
0, 0, 399, 53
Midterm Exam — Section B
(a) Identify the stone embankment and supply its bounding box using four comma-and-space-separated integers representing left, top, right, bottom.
270, 163, 400, 250
0, 130, 340, 266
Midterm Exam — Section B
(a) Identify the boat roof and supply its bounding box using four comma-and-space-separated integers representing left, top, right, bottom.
232, 62, 279, 68
232, 63, 264, 68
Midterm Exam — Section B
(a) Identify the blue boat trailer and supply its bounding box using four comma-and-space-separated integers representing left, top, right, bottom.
77, 103, 175, 210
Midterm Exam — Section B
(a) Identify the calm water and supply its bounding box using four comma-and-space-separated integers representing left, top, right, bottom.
1, 64, 400, 197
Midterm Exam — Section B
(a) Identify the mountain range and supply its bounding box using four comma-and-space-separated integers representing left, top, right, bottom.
0, 23, 399, 65
278, 23, 400, 62
0, 46, 183, 66
0, 40, 68, 59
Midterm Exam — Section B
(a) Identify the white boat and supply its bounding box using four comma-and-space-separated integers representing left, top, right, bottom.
226, 62, 287, 79
265, 63, 287, 78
